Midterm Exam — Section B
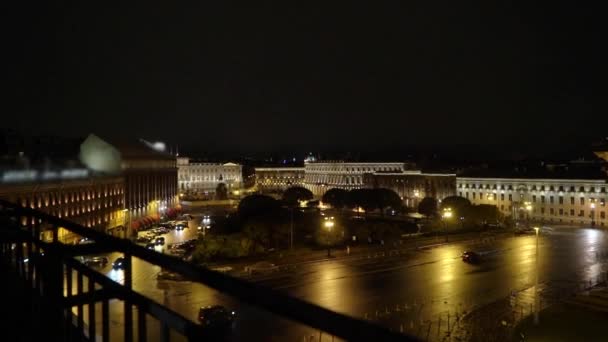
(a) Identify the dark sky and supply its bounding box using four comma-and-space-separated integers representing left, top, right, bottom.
7, 2, 604, 156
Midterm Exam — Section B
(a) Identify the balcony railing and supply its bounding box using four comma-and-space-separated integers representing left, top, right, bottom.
0, 199, 414, 341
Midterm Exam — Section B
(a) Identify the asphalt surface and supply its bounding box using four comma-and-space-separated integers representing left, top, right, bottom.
72, 224, 608, 341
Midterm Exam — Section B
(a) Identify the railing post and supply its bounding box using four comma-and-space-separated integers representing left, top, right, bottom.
88, 278, 96, 340
102, 299, 109, 342
124, 253, 133, 342
42, 243, 66, 340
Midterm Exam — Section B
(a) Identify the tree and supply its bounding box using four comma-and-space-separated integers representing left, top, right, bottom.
376, 188, 403, 215
237, 194, 282, 220
470, 204, 501, 226
322, 188, 349, 209
418, 197, 438, 217
282, 186, 313, 206
347, 189, 378, 213
440, 196, 472, 217
215, 183, 228, 200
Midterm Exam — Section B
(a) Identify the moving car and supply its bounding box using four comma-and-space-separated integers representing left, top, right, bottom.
82, 256, 108, 267
461, 251, 481, 264
112, 257, 125, 269
145, 242, 156, 250
198, 305, 236, 333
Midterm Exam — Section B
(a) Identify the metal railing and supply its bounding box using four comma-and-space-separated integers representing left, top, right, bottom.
0, 199, 415, 341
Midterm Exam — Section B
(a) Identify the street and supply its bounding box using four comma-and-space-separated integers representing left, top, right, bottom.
74, 225, 608, 341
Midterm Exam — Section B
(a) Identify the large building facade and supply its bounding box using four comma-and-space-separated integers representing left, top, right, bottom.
0, 166, 126, 240
363, 171, 456, 209
457, 177, 608, 226
255, 167, 305, 193
304, 162, 405, 196
177, 158, 242, 193
80, 134, 178, 236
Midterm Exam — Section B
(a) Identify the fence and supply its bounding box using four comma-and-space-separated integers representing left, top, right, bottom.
0, 199, 413, 341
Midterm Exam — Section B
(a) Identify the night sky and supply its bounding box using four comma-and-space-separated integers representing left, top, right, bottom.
7, 2, 603, 156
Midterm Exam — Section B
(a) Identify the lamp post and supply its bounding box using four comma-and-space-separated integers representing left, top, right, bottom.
442, 207, 452, 242
324, 216, 335, 257
591, 202, 596, 227
534, 226, 540, 325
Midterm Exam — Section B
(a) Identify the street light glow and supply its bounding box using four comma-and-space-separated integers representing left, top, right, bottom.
442, 207, 453, 219
324, 217, 335, 229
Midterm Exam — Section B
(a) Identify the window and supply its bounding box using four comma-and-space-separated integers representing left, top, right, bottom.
550, 208, 554, 215
508, 194, 512, 201
532, 195, 537, 202
591, 187, 596, 193
559, 209, 563, 215
579, 210, 585, 217
541, 186, 545, 191
559, 186, 564, 192
459, 192, 462, 197
473, 193, 476, 199
580, 197, 585, 205
559, 196, 563, 204
601, 187, 606, 193
601, 212, 606, 219
570, 209, 575, 216
570, 186, 575, 192
550, 196, 554, 204
579, 186, 585, 192
541, 208, 545, 214
550, 186, 555, 191
466, 192, 469, 199
541, 196, 545, 203
571, 197, 575, 205
501, 194, 504, 201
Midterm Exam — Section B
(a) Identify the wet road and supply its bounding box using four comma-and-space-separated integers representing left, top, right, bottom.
77, 226, 608, 341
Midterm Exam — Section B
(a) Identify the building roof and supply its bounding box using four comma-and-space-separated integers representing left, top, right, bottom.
86, 134, 175, 160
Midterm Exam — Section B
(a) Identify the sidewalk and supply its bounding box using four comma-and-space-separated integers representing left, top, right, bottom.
208, 229, 510, 274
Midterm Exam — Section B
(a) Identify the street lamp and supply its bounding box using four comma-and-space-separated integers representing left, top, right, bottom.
534, 226, 540, 325
442, 207, 452, 242
323, 216, 335, 257
590, 201, 596, 227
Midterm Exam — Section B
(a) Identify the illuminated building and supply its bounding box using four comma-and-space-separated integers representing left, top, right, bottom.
177, 158, 242, 194
255, 167, 305, 193
457, 177, 608, 226
0, 166, 125, 240
303, 161, 405, 197
363, 171, 456, 209
80, 134, 178, 236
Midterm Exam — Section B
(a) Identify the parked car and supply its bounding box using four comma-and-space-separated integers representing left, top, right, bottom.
155, 237, 165, 246
112, 257, 125, 269
136, 236, 151, 244
198, 305, 236, 333
461, 251, 481, 264
82, 256, 108, 267
145, 242, 156, 250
